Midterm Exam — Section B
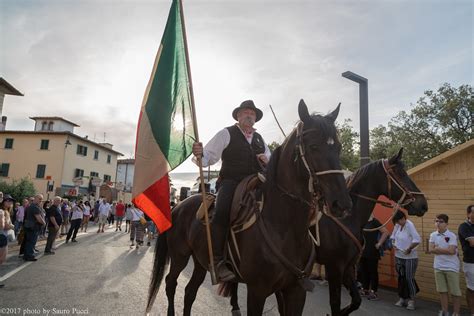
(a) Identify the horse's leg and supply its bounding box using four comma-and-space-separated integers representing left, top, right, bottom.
230, 283, 242, 316
275, 291, 286, 316
340, 266, 362, 316
281, 284, 306, 316
165, 254, 190, 316
246, 288, 267, 316
326, 264, 343, 316
183, 256, 207, 316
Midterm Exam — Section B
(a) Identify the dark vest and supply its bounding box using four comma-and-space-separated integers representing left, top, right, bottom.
219, 125, 266, 181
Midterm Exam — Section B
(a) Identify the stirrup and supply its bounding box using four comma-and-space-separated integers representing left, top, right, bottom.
216, 261, 236, 282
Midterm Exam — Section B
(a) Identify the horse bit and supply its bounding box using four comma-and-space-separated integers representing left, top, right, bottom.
356, 159, 425, 232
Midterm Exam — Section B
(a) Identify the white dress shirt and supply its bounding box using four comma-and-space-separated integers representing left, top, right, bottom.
192, 124, 271, 167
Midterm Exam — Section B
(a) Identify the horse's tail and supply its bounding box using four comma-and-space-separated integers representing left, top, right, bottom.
146, 230, 169, 314
217, 281, 234, 297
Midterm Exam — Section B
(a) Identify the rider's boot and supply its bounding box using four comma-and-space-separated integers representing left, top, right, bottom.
212, 223, 236, 282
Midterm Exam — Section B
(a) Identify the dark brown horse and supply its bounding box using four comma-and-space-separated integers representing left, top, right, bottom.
145, 100, 353, 316
226, 148, 428, 316
314, 148, 428, 315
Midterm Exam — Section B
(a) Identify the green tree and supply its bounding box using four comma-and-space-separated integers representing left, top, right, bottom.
266, 120, 360, 171
370, 83, 473, 168
0, 177, 36, 202
267, 141, 280, 153
337, 119, 359, 171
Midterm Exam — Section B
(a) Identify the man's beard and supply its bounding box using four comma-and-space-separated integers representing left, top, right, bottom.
240, 116, 255, 126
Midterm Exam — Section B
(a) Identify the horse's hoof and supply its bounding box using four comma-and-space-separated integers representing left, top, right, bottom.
231, 310, 242, 316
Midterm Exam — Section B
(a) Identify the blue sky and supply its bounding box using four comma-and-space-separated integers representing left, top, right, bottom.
0, 0, 472, 172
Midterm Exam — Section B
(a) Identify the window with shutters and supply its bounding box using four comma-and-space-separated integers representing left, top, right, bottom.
0, 163, 10, 177
76, 145, 88, 156
36, 164, 46, 178
40, 139, 49, 150
74, 168, 84, 178
4, 138, 14, 149
94, 150, 99, 160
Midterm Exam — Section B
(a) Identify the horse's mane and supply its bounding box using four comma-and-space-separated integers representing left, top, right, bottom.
264, 145, 281, 190
346, 160, 380, 191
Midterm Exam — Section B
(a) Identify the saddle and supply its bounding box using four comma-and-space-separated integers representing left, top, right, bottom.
195, 174, 263, 232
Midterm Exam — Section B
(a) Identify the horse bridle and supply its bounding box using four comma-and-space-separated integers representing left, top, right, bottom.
308, 158, 425, 257
262, 120, 346, 284
277, 121, 345, 211
382, 159, 424, 206
354, 159, 425, 232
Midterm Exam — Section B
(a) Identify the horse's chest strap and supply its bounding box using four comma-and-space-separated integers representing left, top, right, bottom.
326, 214, 363, 254
257, 215, 316, 290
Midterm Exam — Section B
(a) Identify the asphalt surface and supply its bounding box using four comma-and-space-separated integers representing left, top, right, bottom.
0, 224, 445, 315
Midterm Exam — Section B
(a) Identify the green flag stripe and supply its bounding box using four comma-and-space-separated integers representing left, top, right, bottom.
145, 0, 195, 170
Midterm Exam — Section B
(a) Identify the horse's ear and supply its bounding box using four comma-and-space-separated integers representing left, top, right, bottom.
388, 147, 404, 165
298, 99, 311, 123
326, 103, 341, 122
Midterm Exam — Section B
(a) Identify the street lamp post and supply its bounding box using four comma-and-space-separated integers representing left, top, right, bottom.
342, 71, 370, 166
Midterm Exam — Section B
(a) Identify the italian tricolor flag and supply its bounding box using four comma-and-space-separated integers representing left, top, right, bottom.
133, 0, 195, 233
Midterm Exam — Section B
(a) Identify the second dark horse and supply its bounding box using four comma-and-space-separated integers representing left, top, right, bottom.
226, 148, 428, 315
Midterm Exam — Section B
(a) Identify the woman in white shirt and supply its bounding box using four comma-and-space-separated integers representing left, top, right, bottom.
66, 201, 84, 243
391, 210, 421, 310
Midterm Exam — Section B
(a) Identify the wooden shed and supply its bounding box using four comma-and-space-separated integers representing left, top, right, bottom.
376, 139, 474, 303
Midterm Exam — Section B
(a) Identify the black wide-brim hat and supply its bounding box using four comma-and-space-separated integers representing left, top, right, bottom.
3, 194, 15, 203
232, 100, 263, 122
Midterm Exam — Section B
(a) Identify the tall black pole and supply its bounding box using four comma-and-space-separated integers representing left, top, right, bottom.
342, 71, 370, 166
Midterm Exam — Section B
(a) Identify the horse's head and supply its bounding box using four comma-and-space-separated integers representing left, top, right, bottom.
384, 148, 428, 217
293, 99, 353, 218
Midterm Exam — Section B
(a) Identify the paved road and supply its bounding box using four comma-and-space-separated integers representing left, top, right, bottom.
0, 224, 444, 315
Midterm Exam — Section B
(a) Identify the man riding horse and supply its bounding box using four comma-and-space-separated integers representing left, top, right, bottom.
192, 100, 271, 282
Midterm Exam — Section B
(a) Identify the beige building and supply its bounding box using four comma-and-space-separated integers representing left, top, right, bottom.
0, 77, 23, 131
0, 117, 122, 198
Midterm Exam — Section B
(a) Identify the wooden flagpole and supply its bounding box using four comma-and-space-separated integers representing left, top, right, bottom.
269, 104, 287, 137
178, 0, 218, 285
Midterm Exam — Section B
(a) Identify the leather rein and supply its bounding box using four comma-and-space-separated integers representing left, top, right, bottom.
358, 159, 425, 232
276, 121, 345, 209
258, 121, 345, 285
311, 159, 425, 256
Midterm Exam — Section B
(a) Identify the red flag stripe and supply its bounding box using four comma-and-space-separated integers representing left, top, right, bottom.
132, 175, 171, 233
